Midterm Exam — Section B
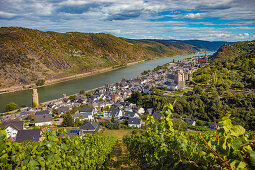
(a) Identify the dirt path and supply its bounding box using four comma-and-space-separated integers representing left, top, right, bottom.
107, 139, 140, 170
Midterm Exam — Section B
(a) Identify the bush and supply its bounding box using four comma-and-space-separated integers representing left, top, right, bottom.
5, 102, 19, 112
36, 79, 45, 86
172, 118, 188, 131
79, 90, 85, 95
196, 119, 208, 126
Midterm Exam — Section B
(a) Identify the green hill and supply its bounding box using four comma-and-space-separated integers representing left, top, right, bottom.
0, 27, 225, 89
0, 27, 198, 88
125, 39, 228, 51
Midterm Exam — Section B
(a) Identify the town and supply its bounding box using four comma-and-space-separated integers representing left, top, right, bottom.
1, 55, 213, 142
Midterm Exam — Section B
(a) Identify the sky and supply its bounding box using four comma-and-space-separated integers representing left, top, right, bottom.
0, 0, 254, 42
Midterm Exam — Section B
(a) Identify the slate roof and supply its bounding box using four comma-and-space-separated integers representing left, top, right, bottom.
80, 107, 94, 113
152, 112, 162, 119
57, 106, 70, 115
35, 110, 50, 115
34, 114, 52, 123
166, 74, 175, 79
109, 108, 120, 115
73, 112, 92, 119
186, 119, 195, 125
1, 120, 24, 131
80, 122, 100, 132
124, 112, 136, 118
128, 118, 141, 125
16, 129, 41, 142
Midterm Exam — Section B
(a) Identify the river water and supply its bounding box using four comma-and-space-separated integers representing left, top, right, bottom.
0, 52, 213, 112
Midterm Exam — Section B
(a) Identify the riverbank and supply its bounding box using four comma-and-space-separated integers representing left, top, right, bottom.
0, 52, 192, 95
0, 59, 147, 95
0, 52, 209, 113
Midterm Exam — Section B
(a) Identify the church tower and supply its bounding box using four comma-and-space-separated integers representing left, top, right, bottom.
32, 88, 39, 108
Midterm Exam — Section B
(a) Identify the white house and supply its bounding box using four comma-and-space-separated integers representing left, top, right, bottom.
104, 108, 123, 119
128, 118, 142, 128
137, 108, 145, 114
73, 107, 96, 121
34, 110, 52, 126
1, 120, 24, 138
73, 112, 94, 121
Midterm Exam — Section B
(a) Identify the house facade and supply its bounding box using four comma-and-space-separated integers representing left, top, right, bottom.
1, 120, 24, 138
128, 118, 142, 128
80, 122, 100, 134
16, 129, 41, 142
34, 110, 52, 126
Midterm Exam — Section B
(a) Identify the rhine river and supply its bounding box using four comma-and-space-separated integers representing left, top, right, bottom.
0, 52, 213, 112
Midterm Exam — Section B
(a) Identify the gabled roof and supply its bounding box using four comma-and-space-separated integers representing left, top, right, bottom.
166, 74, 175, 79
124, 111, 136, 118
35, 110, 50, 115
128, 118, 141, 125
80, 107, 94, 113
57, 106, 70, 114
186, 119, 195, 125
16, 129, 41, 142
152, 112, 162, 119
109, 108, 120, 114
73, 112, 92, 118
1, 120, 24, 131
80, 122, 100, 132
34, 114, 52, 123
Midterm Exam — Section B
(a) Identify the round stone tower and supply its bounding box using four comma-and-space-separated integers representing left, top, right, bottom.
32, 88, 39, 108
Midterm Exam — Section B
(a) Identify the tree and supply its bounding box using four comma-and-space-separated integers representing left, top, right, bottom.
193, 85, 203, 94
62, 114, 74, 127
36, 79, 45, 86
5, 102, 19, 112
52, 109, 58, 116
174, 103, 183, 114
79, 90, 85, 95
32, 102, 37, 108
69, 95, 77, 102
75, 118, 82, 127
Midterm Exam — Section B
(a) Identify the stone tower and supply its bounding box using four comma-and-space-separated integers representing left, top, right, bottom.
184, 71, 189, 81
188, 71, 193, 82
175, 70, 185, 90
32, 88, 39, 108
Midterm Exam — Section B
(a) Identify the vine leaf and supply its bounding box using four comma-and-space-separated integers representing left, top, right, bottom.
249, 150, 255, 167
230, 125, 245, 137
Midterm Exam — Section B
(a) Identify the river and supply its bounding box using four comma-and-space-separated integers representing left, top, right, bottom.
0, 52, 213, 112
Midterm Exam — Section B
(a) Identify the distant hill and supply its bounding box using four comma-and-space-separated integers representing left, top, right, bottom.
0, 27, 227, 89
123, 39, 228, 51
178, 40, 228, 51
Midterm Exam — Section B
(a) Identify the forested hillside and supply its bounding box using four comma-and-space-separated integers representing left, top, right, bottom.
126, 41, 255, 130
124, 39, 227, 52
184, 41, 255, 129
0, 27, 198, 89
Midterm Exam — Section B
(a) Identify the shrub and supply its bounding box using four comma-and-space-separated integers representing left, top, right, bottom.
5, 102, 19, 112
36, 79, 45, 86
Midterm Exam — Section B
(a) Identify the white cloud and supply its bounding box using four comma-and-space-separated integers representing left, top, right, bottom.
0, 11, 17, 18
243, 33, 249, 36
184, 13, 201, 19
0, 0, 254, 41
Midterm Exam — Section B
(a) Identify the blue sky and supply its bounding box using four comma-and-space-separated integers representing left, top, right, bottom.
0, 0, 254, 41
